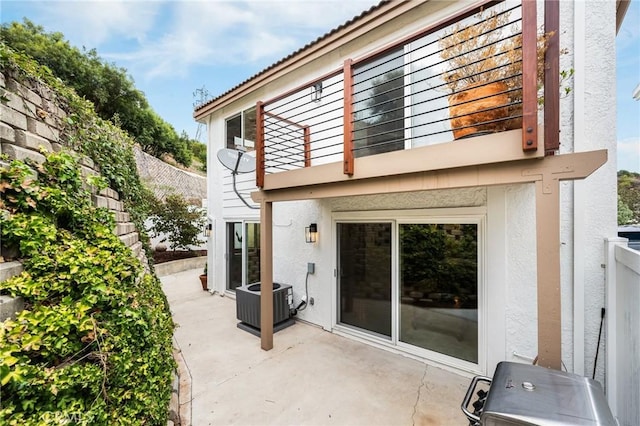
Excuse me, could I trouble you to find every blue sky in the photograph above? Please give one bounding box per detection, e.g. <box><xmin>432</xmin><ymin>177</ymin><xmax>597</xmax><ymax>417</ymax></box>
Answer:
<box><xmin>617</xmin><ymin>0</ymin><xmax>640</xmax><ymax>173</ymax></box>
<box><xmin>2</xmin><ymin>0</ymin><xmax>639</xmax><ymax>172</ymax></box>
<box><xmin>1</xmin><ymin>0</ymin><xmax>376</xmax><ymax>141</ymax></box>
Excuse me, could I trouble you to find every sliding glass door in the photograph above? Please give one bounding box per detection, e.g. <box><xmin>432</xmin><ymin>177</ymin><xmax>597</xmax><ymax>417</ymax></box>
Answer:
<box><xmin>337</xmin><ymin>218</ymin><xmax>480</xmax><ymax>365</ymax></box>
<box><xmin>245</xmin><ymin>222</ymin><xmax>260</xmax><ymax>284</ymax></box>
<box><xmin>226</xmin><ymin>221</ymin><xmax>260</xmax><ymax>291</ymax></box>
<box><xmin>337</xmin><ymin>223</ymin><xmax>392</xmax><ymax>338</ymax></box>
<box><xmin>398</xmin><ymin>224</ymin><xmax>478</xmax><ymax>363</ymax></box>
<box><xmin>227</xmin><ymin>222</ymin><xmax>243</xmax><ymax>290</ymax></box>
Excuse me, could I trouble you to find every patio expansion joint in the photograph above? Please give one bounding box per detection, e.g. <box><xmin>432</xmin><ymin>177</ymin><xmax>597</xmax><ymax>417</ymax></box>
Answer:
<box><xmin>411</xmin><ymin>363</ymin><xmax>428</xmax><ymax>426</ymax></box>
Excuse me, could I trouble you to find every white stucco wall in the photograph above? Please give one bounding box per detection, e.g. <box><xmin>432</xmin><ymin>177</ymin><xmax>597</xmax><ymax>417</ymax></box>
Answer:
<box><xmin>503</xmin><ymin>184</ymin><xmax>538</xmax><ymax>362</ymax></box>
<box><xmin>559</xmin><ymin>0</ymin><xmax>617</xmax><ymax>383</ymax></box>
<box><xmin>578</xmin><ymin>1</ymin><xmax>617</xmax><ymax>385</ymax></box>
<box><xmin>202</xmin><ymin>0</ymin><xmax>618</xmax><ymax>378</ymax></box>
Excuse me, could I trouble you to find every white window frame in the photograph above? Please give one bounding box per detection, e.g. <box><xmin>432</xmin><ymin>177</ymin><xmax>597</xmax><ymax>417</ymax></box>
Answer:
<box><xmin>225</xmin><ymin>108</ymin><xmax>255</xmax><ymax>151</ymax></box>
<box><xmin>225</xmin><ymin>218</ymin><xmax>260</xmax><ymax>294</ymax></box>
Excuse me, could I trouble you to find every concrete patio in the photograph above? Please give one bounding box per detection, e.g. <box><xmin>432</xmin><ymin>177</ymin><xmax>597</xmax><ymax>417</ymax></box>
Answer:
<box><xmin>161</xmin><ymin>268</ymin><xmax>471</xmax><ymax>426</ymax></box>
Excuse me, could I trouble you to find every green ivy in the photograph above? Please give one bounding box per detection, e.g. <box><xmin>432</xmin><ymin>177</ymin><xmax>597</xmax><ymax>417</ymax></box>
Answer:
<box><xmin>0</xmin><ymin>43</ymin><xmax>155</xmax><ymax>264</ymax></box>
<box><xmin>0</xmin><ymin>152</ymin><xmax>175</xmax><ymax>424</ymax></box>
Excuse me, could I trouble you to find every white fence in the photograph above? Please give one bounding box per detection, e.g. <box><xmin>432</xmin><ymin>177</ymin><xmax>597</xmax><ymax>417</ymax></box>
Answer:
<box><xmin>605</xmin><ymin>238</ymin><xmax>640</xmax><ymax>426</ymax></box>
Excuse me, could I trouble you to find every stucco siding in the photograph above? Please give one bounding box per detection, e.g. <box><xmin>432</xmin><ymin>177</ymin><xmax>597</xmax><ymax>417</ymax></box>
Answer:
<box><xmin>504</xmin><ymin>184</ymin><xmax>538</xmax><ymax>364</ymax></box>
<box><xmin>580</xmin><ymin>0</ymin><xmax>618</xmax><ymax>385</ymax></box>
<box><xmin>202</xmin><ymin>0</ymin><xmax>619</xmax><ymax>378</ymax></box>
<box><xmin>559</xmin><ymin>0</ymin><xmax>618</xmax><ymax>382</ymax></box>
<box><xmin>272</xmin><ymin>200</ymin><xmax>329</xmax><ymax>329</ymax></box>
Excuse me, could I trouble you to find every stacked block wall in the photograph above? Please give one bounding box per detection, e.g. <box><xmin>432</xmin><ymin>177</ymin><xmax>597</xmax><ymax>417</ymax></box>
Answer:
<box><xmin>0</xmin><ymin>70</ymin><xmax>149</xmax><ymax>318</ymax></box>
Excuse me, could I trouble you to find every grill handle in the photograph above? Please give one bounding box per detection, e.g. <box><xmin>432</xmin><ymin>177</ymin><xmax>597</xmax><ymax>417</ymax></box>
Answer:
<box><xmin>461</xmin><ymin>375</ymin><xmax>492</xmax><ymax>424</ymax></box>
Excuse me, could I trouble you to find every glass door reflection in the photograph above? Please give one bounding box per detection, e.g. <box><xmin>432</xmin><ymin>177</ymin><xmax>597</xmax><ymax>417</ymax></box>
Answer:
<box><xmin>245</xmin><ymin>222</ymin><xmax>260</xmax><ymax>284</ymax></box>
<box><xmin>226</xmin><ymin>222</ymin><xmax>243</xmax><ymax>291</ymax></box>
<box><xmin>399</xmin><ymin>224</ymin><xmax>478</xmax><ymax>363</ymax></box>
<box><xmin>338</xmin><ymin>223</ymin><xmax>392</xmax><ymax>338</ymax></box>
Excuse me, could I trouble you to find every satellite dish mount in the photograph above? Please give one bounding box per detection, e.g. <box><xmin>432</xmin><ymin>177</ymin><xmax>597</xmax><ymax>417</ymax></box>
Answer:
<box><xmin>217</xmin><ymin>148</ymin><xmax>258</xmax><ymax>210</ymax></box>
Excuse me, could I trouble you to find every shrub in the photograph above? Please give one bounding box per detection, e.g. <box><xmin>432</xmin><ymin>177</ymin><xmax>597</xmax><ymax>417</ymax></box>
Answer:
<box><xmin>148</xmin><ymin>193</ymin><xmax>206</xmax><ymax>251</ymax></box>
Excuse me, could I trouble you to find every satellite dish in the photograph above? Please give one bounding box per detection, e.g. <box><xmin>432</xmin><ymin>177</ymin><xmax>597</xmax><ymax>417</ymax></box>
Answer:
<box><xmin>216</xmin><ymin>148</ymin><xmax>259</xmax><ymax>210</ymax></box>
<box><xmin>217</xmin><ymin>148</ymin><xmax>256</xmax><ymax>174</ymax></box>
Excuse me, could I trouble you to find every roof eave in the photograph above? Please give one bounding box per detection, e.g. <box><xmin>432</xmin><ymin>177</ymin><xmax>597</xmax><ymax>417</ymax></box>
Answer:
<box><xmin>616</xmin><ymin>0</ymin><xmax>630</xmax><ymax>34</ymax></box>
<box><xmin>193</xmin><ymin>0</ymin><xmax>425</xmax><ymax>121</ymax></box>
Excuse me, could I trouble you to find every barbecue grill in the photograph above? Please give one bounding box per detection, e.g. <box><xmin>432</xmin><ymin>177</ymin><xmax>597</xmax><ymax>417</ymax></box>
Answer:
<box><xmin>461</xmin><ymin>361</ymin><xmax>616</xmax><ymax>425</ymax></box>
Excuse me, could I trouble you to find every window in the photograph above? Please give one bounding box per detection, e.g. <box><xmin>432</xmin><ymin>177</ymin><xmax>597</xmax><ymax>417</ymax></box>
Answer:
<box><xmin>243</xmin><ymin>107</ymin><xmax>256</xmax><ymax>149</ymax></box>
<box><xmin>226</xmin><ymin>107</ymin><xmax>256</xmax><ymax>151</ymax></box>
<box><xmin>352</xmin><ymin>48</ymin><xmax>405</xmax><ymax>158</ymax></box>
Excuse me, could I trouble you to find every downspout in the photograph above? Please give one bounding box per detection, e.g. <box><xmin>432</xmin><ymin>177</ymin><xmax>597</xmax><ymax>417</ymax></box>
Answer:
<box><xmin>573</xmin><ymin>0</ymin><xmax>586</xmax><ymax>376</ymax></box>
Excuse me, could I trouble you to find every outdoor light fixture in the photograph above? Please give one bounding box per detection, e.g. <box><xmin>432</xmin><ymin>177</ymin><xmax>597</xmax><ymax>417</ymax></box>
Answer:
<box><xmin>311</xmin><ymin>82</ymin><xmax>323</xmax><ymax>103</ymax></box>
<box><xmin>305</xmin><ymin>223</ymin><xmax>318</xmax><ymax>243</ymax></box>
<box><xmin>204</xmin><ymin>223</ymin><xmax>212</xmax><ymax>238</ymax></box>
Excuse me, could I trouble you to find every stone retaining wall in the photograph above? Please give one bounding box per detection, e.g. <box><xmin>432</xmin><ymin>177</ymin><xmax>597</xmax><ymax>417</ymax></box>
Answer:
<box><xmin>0</xmin><ymin>71</ymin><xmax>148</xmax><ymax>310</ymax></box>
<box><xmin>1</xmin><ymin>62</ymin><xmax>180</xmax><ymax>426</ymax></box>
<box><xmin>154</xmin><ymin>256</ymin><xmax>207</xmax><ymax>278</ymax></box>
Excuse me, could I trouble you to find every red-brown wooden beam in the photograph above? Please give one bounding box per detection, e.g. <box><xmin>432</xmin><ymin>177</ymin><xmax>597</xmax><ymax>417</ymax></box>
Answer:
<box><xmin>256</xmin><ymin>101</ymin><xmax>265</xmax><ymax>188</ymax></box>
<box><xmin>303</xmin><ymin>126</ymin><xmax>311</xmax><ymax>168</ymax></box>
<box><xmin>544</xmin><ymin>0</ymin><xmax>560</xmax><ymax>155</ymax></box>
<box><xmin>343</xmin><ymin>59</ymin><xmax>354</xmax><ymax>175</ymax></box>
<box><xmin>522</xmin><ymin>0</ymin><xmax>538</xmax><ymax>152</ymax></box>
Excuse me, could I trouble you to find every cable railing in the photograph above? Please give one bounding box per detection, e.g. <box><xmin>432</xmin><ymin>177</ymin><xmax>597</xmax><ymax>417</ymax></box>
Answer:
<box><xmin>256</xmin><ymin>0</ymin><xmax>557</xmax><ymax>188</ymax></box>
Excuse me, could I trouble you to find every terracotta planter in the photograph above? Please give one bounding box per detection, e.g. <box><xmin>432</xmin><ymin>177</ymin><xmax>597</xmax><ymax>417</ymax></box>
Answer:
<box><xmin>199</xmin><ymin>274</ymin><xmax>208</xmax><ymax>291</ymax></box>
<box><xmin>448</xmin><ymin>81</ymin><xmax>516</xmax><ymax>139</ymax></box>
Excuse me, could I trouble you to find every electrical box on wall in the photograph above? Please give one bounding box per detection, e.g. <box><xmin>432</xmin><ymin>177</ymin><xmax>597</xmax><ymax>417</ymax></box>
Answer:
<box><xmin>307</xmin><ymin>262</ymin><xmax>315</xmax><ymax>274</ymax></box>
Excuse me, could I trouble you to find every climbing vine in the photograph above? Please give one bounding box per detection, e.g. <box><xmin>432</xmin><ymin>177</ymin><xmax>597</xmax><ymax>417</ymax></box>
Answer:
<box><xmin>0</xmin><ymin>132</ymin><xmax>175</xmax><ymax>424</ymax></box>
<box><xmin>0</xmin><ymin>44</ymin><xmax>155</xmax><ymax>261</ymax></box>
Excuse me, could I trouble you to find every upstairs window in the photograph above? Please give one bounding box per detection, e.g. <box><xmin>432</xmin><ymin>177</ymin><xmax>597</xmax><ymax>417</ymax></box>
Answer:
<box><xmin>352</xmin><ymin>48</ymin><xmax>405</xmax><ymax>158</ymax></box>
<box><xmin>226</xmin><ymin>107</ymin><xmax>256</xmax><ymax>151</ymax></box>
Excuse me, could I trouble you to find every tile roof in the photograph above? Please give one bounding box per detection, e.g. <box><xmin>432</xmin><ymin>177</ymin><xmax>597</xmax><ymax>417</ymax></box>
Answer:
<box><xmin>193</xmin><ymin>0</ymin><xmax>388</xmax><ymax>113</ymax></box>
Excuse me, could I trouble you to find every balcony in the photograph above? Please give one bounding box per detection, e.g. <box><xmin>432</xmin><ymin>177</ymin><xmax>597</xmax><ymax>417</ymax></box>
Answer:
<box><xmin>255</xmin><ymin>0</ymin><xmax>560</xmax><ymax>192</ymax></box>
<box><xmin>248</xmin><ymin>0</ymin><xmax>609</xmax><ymax>370</ymax></box>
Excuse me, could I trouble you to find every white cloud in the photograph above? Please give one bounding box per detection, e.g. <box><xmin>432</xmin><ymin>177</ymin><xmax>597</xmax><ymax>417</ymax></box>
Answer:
<box><xmin>104</xmin><ymin>0</ymin><xmax>377</xmax><ymax>79</ymax></box>
<box><xmin>618</xmin><ymin>137</ymin><xmax>640</xmax><ymax>173</ymax></box>
<box><xmin>9</xmin><ymin>0</ymin><xmax>377</xmax><ymax>80</ymax></box>
<box><xmin>30</xmin><ymin>1</ymin><xmax>161</xmax><ymax>48</ymax></box>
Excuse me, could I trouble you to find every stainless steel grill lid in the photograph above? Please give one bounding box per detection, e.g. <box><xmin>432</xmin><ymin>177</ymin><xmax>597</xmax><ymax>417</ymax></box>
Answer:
<box><xmin>481</xmin><ymin>362</ymin><xmax>616</xmax><ymax>425</ymax></box>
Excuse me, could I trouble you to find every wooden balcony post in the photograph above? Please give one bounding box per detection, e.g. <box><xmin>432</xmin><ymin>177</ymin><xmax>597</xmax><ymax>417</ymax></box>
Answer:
<box><xmin>522</xmin><ymin>0</ymin><xmax>538</xmax><ymax>152</ymax></box>
<box><xmin>256</xmin><ymin>101</ymin><xmax>265</xmax><ymax>188</ymax></box>
<box><xmin>544</xmin><ymin>0</ymin><xmax>560</xmax><ymax>155</ymax></box>
<box><xmin>260</xmin><ymin>200</ymin><xmax>273</xmax><ymax>350</ymax></box>
<box><xmin>343</xmin><ymin>59</ymin><xmax>354</xmax><ymax>175</ymax></box>
<box><xmin>303</xmin><ymin>126</ymin><xmax>311</xmax><ymax>167</ymax></box>
<box><xmin>536</xmin><ymin>178</ymin><xmax>562</xmax><ymax>369</ymax></box>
